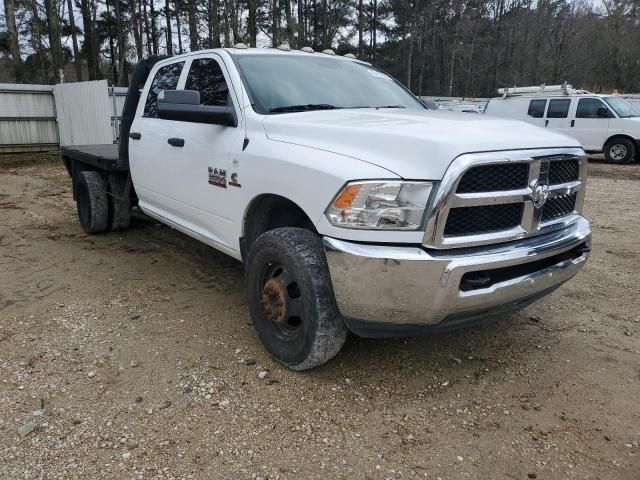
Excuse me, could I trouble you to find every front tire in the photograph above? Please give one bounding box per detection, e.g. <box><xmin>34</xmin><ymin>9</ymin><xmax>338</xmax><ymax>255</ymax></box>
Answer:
<box><xmin>604</xmin><ymin>138</ymin><xmax>636</xmax><ymax>164</ymax></box>
<box><xmin>245</xmin><ymin>228</ymin><xmax>348</xmax><ymax>370</ymax></box>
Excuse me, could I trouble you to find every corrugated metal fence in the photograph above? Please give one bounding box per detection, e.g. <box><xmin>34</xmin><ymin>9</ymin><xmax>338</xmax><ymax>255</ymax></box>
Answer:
<box><xmin>0</xmin><ymin>84</ymin><xmax>58</xmax><ymax>152</ymax></box>
<box><xmin>0</xmin><ymin>81</ymin><xmax>125</xmax><ymax>154</ymax></box>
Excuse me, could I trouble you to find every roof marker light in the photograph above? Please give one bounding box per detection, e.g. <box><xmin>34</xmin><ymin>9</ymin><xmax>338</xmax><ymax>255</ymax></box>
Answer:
<box><xmin>344</xmin><ymin>53</ymin><xmax>356</xmax><ymax>59</ymax></box>
<box><xmin>321</xmin><ymin>49</ymin><xmax>336</xmax><ymax>55</ymax></box>
<box><xmin>233</xmin><ymin>43</ymin><xmax>248</xmax><ymax>49</ymax></box>
<box><xmin>277</xmin><ymin>44</ymin><xmax>291</xmax><ymax>51</ymax></box>
<box><xmin>300</xmin><ymin>46</ymin><xmax>314</xmax><ymax>53</ymax></box>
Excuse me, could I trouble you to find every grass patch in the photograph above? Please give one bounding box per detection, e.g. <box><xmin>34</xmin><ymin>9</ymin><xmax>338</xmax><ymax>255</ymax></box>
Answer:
<box><xmin>0</xmin><ymin>152</ymin><xmax>63</xmax><ymax>169</ymax></box>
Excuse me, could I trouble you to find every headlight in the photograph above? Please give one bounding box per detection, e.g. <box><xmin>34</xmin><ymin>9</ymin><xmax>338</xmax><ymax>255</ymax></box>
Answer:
<box><xmin>325</xmin><ymin>181</ymin><xmax>434</xmax><ymax>230</ymax></box>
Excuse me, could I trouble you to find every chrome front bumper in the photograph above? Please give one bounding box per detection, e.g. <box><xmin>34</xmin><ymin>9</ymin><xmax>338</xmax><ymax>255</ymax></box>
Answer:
<box><xmin>323</xmin><ymin>217</ymin><xmax>591</xmax><ymax>336</ymax></box>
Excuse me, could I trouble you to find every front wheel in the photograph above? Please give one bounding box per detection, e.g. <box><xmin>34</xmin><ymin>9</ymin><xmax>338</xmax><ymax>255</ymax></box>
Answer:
<box><xmin>604</xmin><ymin>138</ymin><xmax>636</xmax><ymax>164</ymax></box>
<box><xmin>245</xmin><ymin>228</ymin><xmax>348</xmax><ymax>370</ymax></box>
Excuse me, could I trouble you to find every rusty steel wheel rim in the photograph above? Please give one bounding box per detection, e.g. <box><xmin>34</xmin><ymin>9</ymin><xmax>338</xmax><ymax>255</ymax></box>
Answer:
<box><xmin>259</xmin><ymin>264</ymin><xmax>304</xmax><ymax>336</ymax></box>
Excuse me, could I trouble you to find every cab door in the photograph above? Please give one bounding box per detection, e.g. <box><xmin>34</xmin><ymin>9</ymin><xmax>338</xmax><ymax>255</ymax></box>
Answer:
<box><xmin>165</xmin><ymin>53</ymin><xmax>245</xmax><ymax>251</ymax></box>
<box><xmin>129</xmin><ymin>60</ymin><xmax>190</xmax><ymax>218</ymax></box>
<box><xmin>544</xmin><ymin>98</ymin><xmax>573</xmax><ymax>138</ymax></box>
<box><xmin>570</xmin><ymin>97</ymin><xmax>611</xmax><ymax>151</ymax></box>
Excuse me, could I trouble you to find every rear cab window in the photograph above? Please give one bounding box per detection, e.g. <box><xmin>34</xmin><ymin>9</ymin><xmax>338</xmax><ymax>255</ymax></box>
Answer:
<box><xmin>546</xmin><ymin>99</ymin><xmax>571</xmax><ymax>118</ymax></box>
<box><xmin>143</xmin><ymin>62</ymin><xmax>185</xmax><ymax>117</ymax></box>
<box><xmin>527</xmin><ymin>99</ymin><xmax>547</xmax><ymax>118</ymax></box>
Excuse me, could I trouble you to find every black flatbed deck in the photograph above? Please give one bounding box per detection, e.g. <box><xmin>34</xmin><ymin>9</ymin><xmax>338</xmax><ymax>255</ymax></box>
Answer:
<box><xmin>61</xmin><ymin>144</ymin><xmax>128</xmax><ymax>171</ymax></box>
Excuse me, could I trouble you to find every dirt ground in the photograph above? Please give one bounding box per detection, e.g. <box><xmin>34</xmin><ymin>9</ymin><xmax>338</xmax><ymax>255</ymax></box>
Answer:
<box><xmin>0</xmin><ymin>158</ymin><xmax>639</xmax><ymax>480</ymax></box>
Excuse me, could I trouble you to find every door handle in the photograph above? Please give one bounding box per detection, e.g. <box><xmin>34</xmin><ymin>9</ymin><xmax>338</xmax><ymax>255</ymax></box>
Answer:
<box><xmin>545</xmin><ymin>120</ymin><xmax>549</xmax><ymax>127</ymax></box>
<box><xmin>168</xmin><ymin>137</ymin><xmax>185</xmax><ymax>147</ymax></box>
<box><xmin>129</xmin><ymin>132</ymin><xmax>141</xmax><ymax>140</ymax></box>
<box><xmin>570</xmin><ymin>120</ymin><xmax>575</xmax><ymax>127</ymax></box>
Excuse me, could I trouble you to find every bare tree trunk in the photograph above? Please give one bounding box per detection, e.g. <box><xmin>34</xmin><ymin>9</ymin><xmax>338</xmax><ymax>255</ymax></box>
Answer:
<box><xmin>407</xmin><ymin>27</ymin><xmax>413</xmax><ymax>90</ymax></box>
<box><xmin>45</xmin><ymin>0</ymin><xmax>64</xmax><ymax>82</ymax></box>
<box><xmin>248</xmin><ymin>0</ymin><xmax>257</xmax><ymax>46</ymax></box>
<box><xmin>222</xmin><ymin>0</ymin><xmax>231</xmax><ymax>46</ymax></box>
<box><xmin>357</xmin><ymin>0</ymin><xmax>363</xmax><ymax>58</ymax></box>
<box><xmin>4</xmin><ymin>0</ymin><xmax>23</xmax><ymax>81</ymax></box>
<box><xmin>80</xmin><ymin>0</ymin><xmax>100</xmax><ymax>80</ymax></box>
<box><xmin>296</xmin><ymin>0</ymin><xmax>304</xmax><ymax>47</ymax></box>
<box><xmin>208</xmin><ymin>0</ymin><xmax>221</xmax><ymax>47</ymax></box>
<box><xmin>272</xmin><ymin>0</ymin><xmax>279</xmax><ymax>46</ymax></box>
<box><xmin>490</xmin><ymin>0</ymin><xmax>505</xmax><ymax>91</ymax></box>
<box><xmin>321</xmin><ymin>0</ymin><xmax>326</xmax><ymax>48</ymax></box>
<box><xmin>30</xmin><ymin>1</ymin><xmax>48</xmax><ymax>82</ymax></box>
<box><xmin>312</xmin><ymin>0</ymin><xmax>318</xmax><ymax>47</ymax></box>
<box><xmin>417</xmin><ymin>34</ymin><xmax>425</xmax><ymax>95</ymax></box>
<box><xmin>448</xmin><ymin>44</ymin><xmax>456</xmax><ymax>97</ymax></box>
<box><xmin>284</xmin><ymin>0</ymin><xmax>294</xmax><ymax>46</ymax></box>
<box><xmin>149</xmin><ymin>0</ymin><xmax>159</xmax><ymax>55</ymax></box>
<box><xmin>165</xmin><ymin>0</ymin><xmax>173</xmax><ymax>54</ymax></box>
<box><xmin>230</xmin><ymin>0</ymin><xmax>240</xmax><ymax>43</ymax></box>
<box><xmin>66</xmin><ymin>0</ymin><xmax>83</xmax><ymax>80</ymax></box>
<box><xmin>114</xmin><ymin>0</ymin><xmax>128</xmax><ymax>85</ymax></box>
<box><xmin>142</xmin><ymin>0</ymin><xmax>153</xmax><ymax>55</ymax></box>
<box><xmin>187</xmin><ymin>0</ymin><xmax>199</xmax><ymax>50</ymax></box>
<box><xmin>105</xmin><ymin>0</ymin><xmax>118</xmax><ymax>84</ymax></box>
<box><xmin>371</xmin><ymin>0</ymin><xmax>378</xmax><ymax>62</ymax></box>
<box><xmin>175</xmin><ymin>0</ymin><xmax>184</xmax><ymax>53</ymax></box>
<box><xmin>129</xmin><ymin>0</ymin><xmax>143</xmax><ymax>59</ymax></box>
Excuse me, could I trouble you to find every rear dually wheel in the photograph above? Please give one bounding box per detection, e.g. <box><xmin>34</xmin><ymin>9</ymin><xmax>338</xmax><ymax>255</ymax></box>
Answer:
<box><xmin>76</xmin><ymin>171</ymin><xmax>109</xmax><ymax>234</ymax></box>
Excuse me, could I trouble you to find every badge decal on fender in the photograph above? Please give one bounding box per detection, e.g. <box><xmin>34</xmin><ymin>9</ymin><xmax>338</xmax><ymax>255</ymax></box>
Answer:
<box><xmin>208</xmin><ymin>167</ymin><xmax>227</xmax><ymax>188</ymax></box>
<box><xmin>229</xmin><ymin>172</ymin><xmax>242</xmax><ymax>188</ymax></box>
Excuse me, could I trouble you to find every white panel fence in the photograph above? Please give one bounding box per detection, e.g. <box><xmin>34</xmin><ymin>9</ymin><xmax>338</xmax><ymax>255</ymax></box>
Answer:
<box><xmin>0</xmin><ymin>81</ymin><xmax>126</xmax><ymax>154</ymax></box>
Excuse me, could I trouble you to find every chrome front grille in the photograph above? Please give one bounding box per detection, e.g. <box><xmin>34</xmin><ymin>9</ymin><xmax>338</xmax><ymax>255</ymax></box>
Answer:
<box><xmin>541</xmin><ymin>192</ymin><xmax>577</xmax><ymax>221</ymax></box>
<box><xmin>457</xmin><ymin>163</ymin><xmax>529</xmax><ymax>193</ymax></box>
<box><xmin>423</xmin><ymin>148</ymin><xmax>587</xmax><ymax>249</ymax></box>
<box><xmin>443</xmin><ymin>203</ymin><xmax>523</xmax><ymax>236</ymax></box>
<box><xmin>548</xmin><ymin>159</ymin><xmax>579</xmax><ymax>184</ymax></box>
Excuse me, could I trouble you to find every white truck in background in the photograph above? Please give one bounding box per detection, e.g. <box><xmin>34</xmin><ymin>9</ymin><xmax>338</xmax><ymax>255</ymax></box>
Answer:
<box><xmin>485</xmin><ymin>84</ymin><xmax>640</xmax><ymax>164</ymax></box>
<box><xmin>60</xmin><ymin>48</ymin><xmax>591</xmax><ymax>370</ymax></box>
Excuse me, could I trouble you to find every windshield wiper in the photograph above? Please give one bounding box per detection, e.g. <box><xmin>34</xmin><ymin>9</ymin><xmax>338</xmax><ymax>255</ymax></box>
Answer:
<box><xmin>269</xmin><ymin>104</ymin><xmax>341</xmax><ymax>113</ymax></box>
<box><xmin>375</xmin><ymin>105</ymin><xmax>407</xmax><ymax>109</ymax></box>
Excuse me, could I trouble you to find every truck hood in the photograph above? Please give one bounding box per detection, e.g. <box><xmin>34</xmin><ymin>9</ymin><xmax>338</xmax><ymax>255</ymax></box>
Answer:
<box><xmin>262</xmin><ymin>109</ymin><xmax>581</xmax><ymax>179</ymax></box>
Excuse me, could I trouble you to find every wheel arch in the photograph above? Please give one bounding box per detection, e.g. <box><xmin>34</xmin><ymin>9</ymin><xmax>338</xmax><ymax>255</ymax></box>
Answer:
<box><xmin>240</xmin><ymin>194</ymin><xmax>317</xmax><ymax>261</ymax></box>
<box><xmin>603</xmin><ymin>133</ymin><xmax>637</xmax><ymax>150</ymax></box>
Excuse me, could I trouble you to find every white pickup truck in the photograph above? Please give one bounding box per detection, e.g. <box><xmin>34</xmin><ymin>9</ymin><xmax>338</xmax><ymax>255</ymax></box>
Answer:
<box><xmin>61</xmin><ymin>47</ymin><xmax>592</xmax><ymax>370</ymax></box>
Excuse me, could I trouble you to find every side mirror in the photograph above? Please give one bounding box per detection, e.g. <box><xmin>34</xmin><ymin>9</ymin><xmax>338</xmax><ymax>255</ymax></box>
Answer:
<box><xmin>420</xmin><ymin>98</ymin><xmax>439</xmax><ymax>110</ymax></box>
<box><xmin>596</xmin><ymin>106</ymin><xmax>611</xmax><ymax>118</ymax></box>
<box><xmin>157</xmin><ymin>89</ymin><xmax>237</xmax><ymax>127</ymax></box>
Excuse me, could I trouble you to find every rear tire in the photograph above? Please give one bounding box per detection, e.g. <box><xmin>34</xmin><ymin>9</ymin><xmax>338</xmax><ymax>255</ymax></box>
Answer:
<box><xmin>76</xmin><ymin>171</ymin><xmax>109</xmax><ymax>234</ymax></box>
<box><xmin>604</xmin><ymin>138</ymin><xmax>636</xmax><ymax>164</ymax></box>
<box><xmin>107</xmin><ymin>172</ymin><xmax>131</xmax><ymax>231</ymax></box>
<box><xmin>245</xmin><ymin>228</ymin><xmax>348</xmax><ymax>370</ymax></box>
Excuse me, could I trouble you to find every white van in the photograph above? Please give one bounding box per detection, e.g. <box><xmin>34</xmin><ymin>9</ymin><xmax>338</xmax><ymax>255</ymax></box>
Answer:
<box><xmin>485</xmin><ymin>85</ymin><xmax>640</xmax><ymax>164</ymax></box>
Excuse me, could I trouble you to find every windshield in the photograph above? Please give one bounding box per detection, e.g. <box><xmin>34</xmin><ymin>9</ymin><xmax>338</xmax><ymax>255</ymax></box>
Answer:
<box><xmin>234</xmin><ymin>54</ymin><xmax>425</xmax><ymax>114</ymax></box>
<box><xmin>604</xmin><ymin>96</ymin><xmax>640</xmax><ymax>118</ymax></box>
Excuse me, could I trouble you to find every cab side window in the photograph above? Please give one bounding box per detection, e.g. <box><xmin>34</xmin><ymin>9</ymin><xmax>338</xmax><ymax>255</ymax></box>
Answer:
<box><xmin>185</xmin><ymin>58</ymin><xmax>230</xmax><ymax>106</ymax></box>
<box><xmin>546</xmin><ymin>99</ymin><xmax>571</xmax><ymax>118</ymax></box>
<box><xmin>576</xmin><ymin>98</ymin><xmax>609</xmax><ymax>119</ymax></box>
<box><xmin>143</xmin><ymin>62</ymin><xmax>185</xmax><ymax>118</ymax></box>
<box><xmin>527</xmin><ymin>99</ymin><xmax>547</xmax><ymax>118</ymax></box>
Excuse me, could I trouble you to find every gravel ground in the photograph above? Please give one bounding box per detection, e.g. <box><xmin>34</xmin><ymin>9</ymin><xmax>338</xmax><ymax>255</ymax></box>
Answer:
<box><xmin>0</xmin><ymin>158</ymin><xmax>639</xmax><ymax>480</ymax></box>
